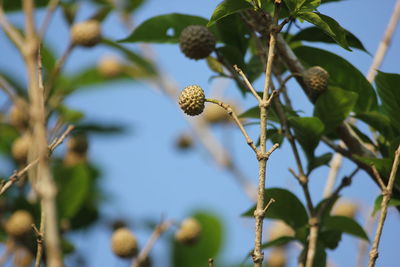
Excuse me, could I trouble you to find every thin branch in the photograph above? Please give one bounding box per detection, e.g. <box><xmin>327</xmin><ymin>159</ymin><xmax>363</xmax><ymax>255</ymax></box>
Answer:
<box><xmin>38</xmin><ymin>0</ymin><xmax>60</xmax><ymax>39</ymax></box>
<box><xmin>371</xmin><ymin>165</ymin><xmax>387</xmax><ymax>191</ymax></box>
<box><xmin>32</xmin><ymin>223</ymin><xmax>44</xmax><ymax>267</ymax></box>
<box><xmin>0</xmin><ymin>125</ymin><xmax>74</xmax><ymax>195</ymax></box>
<box><xmin>132</xmin><ymin>220</ymin><xmax>173</xmax><ymax>267</ymax></box>
<box><xmin>206</xmin><ymin>98</ymin><xmax>258</xmax><ymax>155</ymax></box>
<box><xmin>0</xmin><ymin>4</ymin><xmax>25</xmax><ymax>51</ymax></box>
<box><xmin>367</xmin><ymin>0</ymin><xmax>400</xmax><ymax>82</ymax></box>
<box><xmin>253</xmin><ymin>2</ymin><xmax>282</xmax><ymax>266</ymax></box>
<box><xmin>368</xmin><ymin>145</ymin><xmax>400</xmax><ymax>267</ymax></box>
<box><xmin>233</xmin><ymin>64</ymin><xmax>262</xmax><ymax>103</ymax></box>
<box><xmin>323</xmin><ymin>142</ymin><xmax>346</xmax><ymax>198</ymax></box>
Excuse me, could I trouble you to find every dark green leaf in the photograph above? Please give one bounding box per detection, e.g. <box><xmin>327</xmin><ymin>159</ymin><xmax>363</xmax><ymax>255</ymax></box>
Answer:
<box><xmin>319</xmin><ymin>229</ymin><xmax>342</xmax><ymax>249</ymax></box>
<box><xmin>298</xmin><ymin>12</ymin><xmax>350</xmax><ymax>50</ymax></box>
<box><xmin>300</xmin><ymin>243</ymin><xmax>326</xmax><ymax>267</ymax></box>
<box><xmin>242</xmin><ymin>188</ymin><xmax>308</xmax><ymax>229</ymax></box>
<box><xmin>172</xmin><ymin>211</ymin><xmax>223</xmax><ymax>267</ymax></box>
<box><xmin>3</xmin><ymin>0</ymin><xmax>49</xmax><ymax>12</ymax></box>
<box><xmin>214</xmin><ymin>13</ymin><xmax>250</xmax><ymax>55</ymax></box>
<box><xmin>262</xmin><ymin>236</ymin><xmax>296</xmax><ymax>249</ymax></box>
<box><xmin>294</xmin><ymin>46</ymin><xmax>377</xmax><ymax>113</ymax></box>
<box><xmin>246</xmin><ymin>55</ymin><xmax>264</xmax><ymax>82</ymax></box>
<box><xmin>0</xmin><ymin>124</ymin><xmax>19</xmax><ymax>155</ymax></box>
<box><xmin>239</xmin><ymin>106</ymin><xmax>280</xmax><ymax>123</ymax></box>
<box><xmin>354</xmin><ymin>156</ymin><xmax>392</xmax><ymax>182</ymax></box>
<box><xmin>324</xmin><ymin>216</ymin><xmax>369</xmax><ymax>241</ymax></box>
<box><xmin>123</xmin><ymin>0</ymin><xmax>146</xmax><ymax>12</ymax></box>
<box><xmin>307</xmin><ymin>152</ymin><xmax>332</xmax><ymax>173</ymax></box>
<box><xmin>291</xmin><ymin>26</ymin><xmax>369</xmax><ymax>53</ymax></box>
<box><xmin>315</xmin><ymin>195</ymin><xmax>339</xmax><ymax>223</ymax></box>
<box><xmin>284</xmin><ymin>0</ymin><xmax>321</xmax><ymax>13</ymax></box>
<box><xmin>207</xmin><ymin>0</ymin><xmax>252</xmax><ymax>26</ymax></box>
<box><xmin>267</xmin><ymin>128</ymin><xmax>285</xmax><ymax>147</ymax></box>
<box><xmin>120</xmin><ymin>13</ymin><xmax>208</xmax><ymax>43</ymax></box>
<box><xmin>314</xmin><ymin>87</ymin><xmax>358</xmax><ymax>133</ymax></box>
<box><xmin>75</xmin><ymin>123</ymin><xmax>126</xmax><ymax>135</ymax></box>
<box><xmin>57</xmin><ymin>164</ymin><xmax>91</xmax><ymax>219</ymax></box>
<box><xmin>41</xmin><ymin>44</ymin><xmax>57</xmax><ymax>74</ymax></box>
<box><xmin>57</xmin><ymin>105</ymin><xmax>84</xmax><ymax>123</ymax></box>
<box><xmin>288</xmin><ymin>116</ymin><xmax>324</xmax><ymax>158</ymax></box>
<box><xmin>375</xmin><ymin>71</ymin><xmax>400</xmax><ymax>132</ymax></box>
<box><xmin>372</xmin><ymin>195</ymin><xmax>400</xmax><ymax>216</ymax></box>
<box><xmin>355</xmin><ymin>111</ymin><xmax>395</xmax><ymax>140</ymax></box>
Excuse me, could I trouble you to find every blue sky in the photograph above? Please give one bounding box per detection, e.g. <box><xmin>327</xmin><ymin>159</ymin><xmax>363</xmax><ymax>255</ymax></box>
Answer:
<box><xmin>1</xmin><ymin>0</ymin><xmax>400</xmax><ymax>266</ymax></box>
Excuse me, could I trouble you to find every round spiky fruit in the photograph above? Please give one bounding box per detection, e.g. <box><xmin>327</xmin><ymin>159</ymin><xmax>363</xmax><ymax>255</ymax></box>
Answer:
<box><xmin>97</xmin><ymin>56</ymin><xmax>122</xmax><ymax>78</ymax></box>
<box><xmin>179</xmin><ymin>85</ymin><xmax>205</xmax><ymax>116</ymax></box>
<box><xmin>71</xmin><ymin>20</ymin><xmax>101</xmax><ymax>47</ymax></box>
<box><xmin>303</xmin><ymin>66</ymin><xmax>329</xmax><ymax>101</ymax></box>
<box><xmin>175</xmin><ymin>217</ymin><xmax>201</xmax><ymax>245</ymax></box>
<box><xmin>111</xmin><ymin>228</ymin><xmax>138</xmax><ymax>258</ymax></box>
<box><xmin>179</xmin><ymin>25</ymin><xmax>216</xmax><ymax>60</ymax></box>
<box><xmin>11</xmin><ymin>134</ymin><xmax>31</xmax><ymax>164</ymax></box>
<box><xmin>266</xmin><ymin>248</ymin><xmax>286</xmax><ymax>267</ymax></box>
<box><xmin>5</xmin><ymin>210</ymin><xmax>34</xmax><ymax>237</ymax></box>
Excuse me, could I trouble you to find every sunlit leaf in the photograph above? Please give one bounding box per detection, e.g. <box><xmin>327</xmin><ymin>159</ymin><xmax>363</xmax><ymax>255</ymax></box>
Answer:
<box><xmin>324</xmin><ymin>216</ymin><xmax>369</xmax><ymax>241</ymax></box>
<box><xmin>208</xmin><ymin>0</ymin><xmax>252</xmax><ymax>26</ymax></box>
<box><xmin>372</xmin><ymin>195</ymin><xmax>400</xmax><ymax>216</ymax></box>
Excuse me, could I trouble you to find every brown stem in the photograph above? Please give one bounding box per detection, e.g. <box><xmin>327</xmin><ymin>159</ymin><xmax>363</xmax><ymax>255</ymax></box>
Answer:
<box><xmin>366</xmin><ymin>0</ymin><xmax>400</xmax><ymax>82</ymax></box>
<box><xmin>253</xmin><ymin>2</ymin><xmax>282</xmax><ymax>266</ymax></box>
<box><xmin>206</xmin><ymin>98</ymin><xmax>258</xmax><ymax>155</ymax></box>
<box><xmin>368</xmin><ymin>145</ymin><xmax>400</xmax><ymax>267</ymax></box>
<box><xmin>131</xmin><ymin>220</ymin><xmax>173</xmax><ymax>267</ymax></box>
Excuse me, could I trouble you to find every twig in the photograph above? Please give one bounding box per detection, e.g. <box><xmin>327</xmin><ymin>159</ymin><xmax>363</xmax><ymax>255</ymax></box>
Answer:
<box><xmin>252</xmin><ymin>2</ymin><xmax>283</xmax><ymax>266</ymax></box>
<box><xmin>32</xmin><ymin>223</ymin><xmax>44</xmax><ymax>267</ymax></box>
<box><xmin>38</xmin><ymin>0</ymin><xmax>60</xmax><ymax>39</ymax></box>
<box><xmin>366</xmin><ymin>0</ymin><xmax>400</xmax><ymax>82</ymax></box>
<box><xmin>132</xmin><ymin>220</ymin><xmax>173</xmax><ymax>267</ymax></box>
<box><xmin>205</xmin><ymin>98</ymin><xmax>258</xmax><ymax>155</ymax></box>
<box><xmin>233</xmin><ymin>65</ymin><xmax>262</xmax><ymax>103</ymax></box>
<box><xmin>323</xmin><ymin>142</ymin><xmax>346</xmax><ymax>198</ymax></box>
<box><xmin>0</xmin><ymin>4</ymin><xmax>25</xmax><ymax>51</ymax></box>
<box><xmin>368</xmin><ymin>145</ymin><xmax>400</xmax><ymax>267</ymax></box>
<box><xmin>0</xmin><ymin>76</ymin><xmax>19</xmax><ymax>105</ymax></box>
<box><xmin>371</xmin><ymin>165</ymin><xmax>386</xmax><ymax>191</ymax></box>
<box><xmin>46</xmin><ymin>43</ymin><xmax>74</xmax><ymax>97</ymax></box>
<box><xmin>356</xmin><ymin>212</ymin><xmax>377</xmax><ymax>267</ymax></box>
<box><xmin>0</xmin><ymin>125</ymin><xmax>74</xmax><ymax>196</ymax></box>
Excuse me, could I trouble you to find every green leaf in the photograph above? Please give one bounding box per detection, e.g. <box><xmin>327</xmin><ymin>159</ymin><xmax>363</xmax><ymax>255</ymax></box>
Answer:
<box><xmin>3</xmin><ymin>0</ymin><xmax>49</xmax><ymax>12</ymax></box>
<box><xmin>57</xmin><ymin>105</ymin><xmax>84</xmax><ymax>123</ymax></box>
<box><xmin>172</xmin><ymin>211</ymin><xmax>224</xmax><ymax>267</ymax></box>
<box><xmin>214</xmin><ymin>13</ymin><xmax>250</xmax><ymax>55</ymax></box>
<box><xmin>208</xmin><ymin>0</ymin><xmax>252</xmax><ymax>26</ymax></box>
<box><xmin>120</xmin><ymin>13</ymin><xmax>208</xmax><ymax>43</ymax></box>
<box><xmin>239</xmin><ymin>106</ymin><xmax>279</xmax><ymax>123</ymax></box>
<box><xmin>372</xmin><ymin>195</ymin><xmax>400</xmax><ymax>216</ymax></box>
<box><xmin>319</xmin><ymin>229</ymin><xmax>342</xmax><ymax>249</ymax></box>
<box><xmin>298</xmin><ymin>12</ymin><xmax>350</xmax><ymax>50</ymax></box>
<box><xmin>242</xmin><ymin>188</ymin><xmax>309</xmax><ymax>229</ymax></box>
<box><xmin>307</xmin><ymin>152</ymin><xmax>332</xmax><ymax>173</ymax></box>
<box><xmin>75</xmin><ymin>123</ymin><xmax>126</xmax><ymax>135</ymax></box>
<box><xmin>267</xmin><ymin>128</ymin><xmax>285</xmax><ymax>147</ymax></box>
<box><xmin>375</xmin><ymin>71</ymin><xmax>400</xmax><ymax>132</ymax></box>
<box><xmin>57</xmin><ymin>164</ymin><xmax>91</xmax><ymax>219</ymax></box>
<box><xmin>0</xmin><ymin>124</ymin><xmax>19</xmax><ymax>155</ymax></box>
<box><xmin>355</xmin><ymin>111</ymin><xmax>395</xmax><ymax>140</ymax></box>
<box><xmin>206</xmin><ymin>57</ymin><xmax>224</xmax><ymax>74</ymax></box>
<box><xmin>262</xmin><ymin>236</ymin><xmax>296</xmax><ymax>248</ymax></box>
<box><xmin>314</xmin><ymin>87</ymin><xmax>358</xmax><ymax>133</ymax></box>
<box><xmin>291</xmin><ymin>26</ymin><xmax>369</xmax><ymax>53</ymax></box>
<box><xmin>284</xmin><ymin>0</ymin><xmax>321</xmax><ymax>13</ymax></box>
<box><xmin>288</xmin><ymin>116</ymin><xmax>324</xmax><ymax>158</ymax></box>
<box><xmin>300</xmin><ymin>243</ymin><xmax>326</xmax><ymax>267</ymax></box>
<box><xmin>294</xmin><ymin>46</ymin><xmax>377</xmax><ymax>113</ymax></box>
<box><xmin>324</xmin><ymin>216</ymin><xmax>369</xmax><ymax>241</ymax></box>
